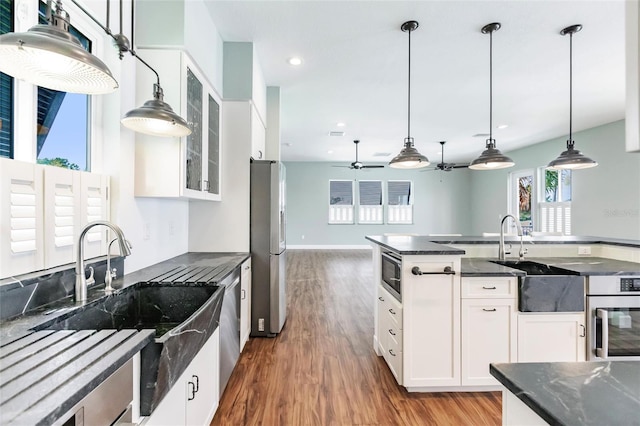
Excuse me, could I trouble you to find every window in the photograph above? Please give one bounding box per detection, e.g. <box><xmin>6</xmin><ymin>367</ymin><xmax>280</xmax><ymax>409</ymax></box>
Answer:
<box><xmin>329</xmin><ymin>180</ymin><xmax>354</xmax><ymax>224</ymax></box>
<box><xmin>35</xmin><ymin>2</ymin><xmax>91</xmax><ymax>171</ymax></box>
<box><xmin>387</xmin><ymin>180</ymin><xmax>413</xmax><ymax>224</ymax></box>
<box><xmin>0</xmin><ymin>0</ymin><xmax>13</xmax><ymax>159</ymax></box>
<box><xmin>539</xmin><ymin>169</ymin><xmax>572</xmax><ymax>235</ymax></box>
<box><xmin>358</xmin><ymin>180</ymin><xmax>383</xmax><ymax>224</ymax></box>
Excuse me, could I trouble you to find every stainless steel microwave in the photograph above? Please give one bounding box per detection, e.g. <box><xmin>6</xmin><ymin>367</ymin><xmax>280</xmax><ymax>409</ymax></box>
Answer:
<box><xmin>381</xmin><ymin>251</ymin><xmax>402</xmax><ymax>301</ymax></box>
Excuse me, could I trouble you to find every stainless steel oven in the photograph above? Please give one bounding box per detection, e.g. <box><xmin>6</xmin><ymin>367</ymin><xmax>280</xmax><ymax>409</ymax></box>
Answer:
<box><xmin>381</xmin><ymin>251</ymin><xmax>402</xmax><ymax>301</ymax></box>
<box><xmin>587</xmin><ymin>275</ymin><xmax>640</xmax><ymax>360</ymax></box>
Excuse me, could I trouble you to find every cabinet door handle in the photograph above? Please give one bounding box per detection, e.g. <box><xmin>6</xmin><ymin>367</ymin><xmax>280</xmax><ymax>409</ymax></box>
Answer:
<box><xmin>193</xmin><ymin>374</ymin><xmax>199</xmax><ymax>393</ymax></box>
<box><xmin>203</xmin><ymin>180</ymin><xmax>209</xmax><ymax>191</ymax></box>
<box><xmin>244</xmin><ymin>265</ymin><xmax>251</xmax><ymax>270</ymax></box>
<box><xmin>389</xmin><ymin>349</ymin><xmax>397</xmax><ymax>357</ymax></box>
<box><xmin>482</xmin><ymin>286</ymin><xmax>497</xmax><ymax>290</ymax></box>
<box><xmin>378</xmin><ymin>296</ymin><xmax>385</xmax><ymax>302</ymax></box>
<box><xmin>411</xmin><ymin>266</ymin><xmax>455</xmax><ymax>275</ymax></box>
<box><xmin>579</xmin><ymin>324</ymin><xmax>586</xmax><ymax>338</ymax></box>
<box><xmin>388</xmin><ymin>329</ymin><xmax>396</xmax><ymax>336</ymax></box>
<box><xmin>241</xmin><ymin>289</ymin><xmax>246</xmax><ymax>300</ymax></box>
<box><xmin>482</xmin><ymin>308</ymin><xmax>497</xmax><ymax>312</ymax></box>
<box><xmin>187</xmin><ymin>381</ymin><xmax>196</xmax><ymax>401</ymax></box>
<box><xmin>388</xmin><ymin>308</ymin><xmax>396</xmax><ymax>315</ymax></box>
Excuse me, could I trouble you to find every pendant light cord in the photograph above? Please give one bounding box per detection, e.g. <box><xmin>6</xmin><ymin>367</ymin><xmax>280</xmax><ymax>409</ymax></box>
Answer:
<box><xmin>488</xmin><ymin>28</ymin><xmax>493</xmax><ymax>146</ymax></box>
<box><xmin>568</xmin><ymin>31</ymin><xmax>573</xmax><ymax>148</ymax></box>
<box><xmin>407</xmin><ymin>26</ymin><xmax>412</xmax><ymax>144</ymax></box>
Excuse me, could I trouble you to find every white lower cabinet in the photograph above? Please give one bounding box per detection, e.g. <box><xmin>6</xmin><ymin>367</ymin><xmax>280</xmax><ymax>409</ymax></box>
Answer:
<box><xmin>461</xmin><ymin>277</ymin><xmax>517</xmax><ymax>387</ymax></box>
<box><xmin>517</xmin><ymin>313</ymin><xmax>586</xmax><ymax>362</ymax></box>
<box><xmin>461</xmin><ymin>299</ymin><xmax>517</xmax><ymax>386</ymax></box>
<box><xmin>240</xmin><ymin>258</ymin><xmax>252</xmax><ymax>352</ymax></box>
<box><xmin>145</xmin><ymin>328</ymin><xmax>220</xmax><ymax>426</ymax></box>
<box><xmin>377</xmin><ymin>284</ymin><xmax>403</xmax><ymax>383</ymax></box>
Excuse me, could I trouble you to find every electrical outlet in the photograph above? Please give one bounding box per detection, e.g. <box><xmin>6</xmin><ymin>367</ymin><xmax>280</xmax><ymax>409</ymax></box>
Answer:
<box><xmin>578</xmin><ymin>246</ymin><xmax>591</xmax><ymax>256</ymax></box>
<box><xmin>258</xmin><ymin>318</ymin><xmax>265</xmax><ymax>331</ymax></box>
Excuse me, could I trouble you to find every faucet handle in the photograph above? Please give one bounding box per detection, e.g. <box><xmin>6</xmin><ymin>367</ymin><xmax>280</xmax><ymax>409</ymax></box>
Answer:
<box><xmin>85</xmin><ymin>266</ymin><xmax>95</xmax><ymax>286</ymax></box>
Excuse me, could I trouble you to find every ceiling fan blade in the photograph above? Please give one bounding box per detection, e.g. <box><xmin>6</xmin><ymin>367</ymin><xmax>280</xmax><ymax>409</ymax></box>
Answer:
<box><xmin>451</xmin><ymin>164</ymin><xmax>470</xmax><ymax>169</ymax></box>
<box><xmin>331</xmin><ymin>165</ymin><xmax>352</xmax><ymax>168</ymax></box>
<box><xmin>362</xmin><ymin>165</ymin><xmax>385</xmax><ymax>169</ymax></box>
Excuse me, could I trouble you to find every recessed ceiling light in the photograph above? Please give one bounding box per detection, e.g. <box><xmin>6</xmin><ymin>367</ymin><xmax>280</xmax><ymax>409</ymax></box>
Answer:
<box><xmin>288</xmin><ymin>57</ymin><xmax>303</xmax><ymax>66</ymax></box>
<box><xmin>336</xmin><ymin>122</ymin><xmax>346</xmax><ymax>127</ymax></box>
<box><xmin>497</xmin><ymin>124</ymin><xmax>509</xmax><ymax>129</ymax></box>
<box><xmin>329</xmin><ymin>131</ymin><xmax>345</xmax><ymax>137</ymax></box>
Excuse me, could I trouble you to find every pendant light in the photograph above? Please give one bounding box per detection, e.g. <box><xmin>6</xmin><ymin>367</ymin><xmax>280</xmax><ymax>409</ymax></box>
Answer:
<box><xmin>389</xmin><ymin>20</ymin><xmax>430</xmax><ymax>169</ymax></box>
<box><xmin>469</xmin><ymin>23</ymin><xmax>514</xmax><ymax>171</ymax></box>
<box><xmin>547</xmin><ymin>25</ymin><xmax>597</xmax><ymax>170</ymax></box>
<box><xmin>0</xmin><ymin>0</ymin><xmax>118</xmax><ymax>95</ymax></box>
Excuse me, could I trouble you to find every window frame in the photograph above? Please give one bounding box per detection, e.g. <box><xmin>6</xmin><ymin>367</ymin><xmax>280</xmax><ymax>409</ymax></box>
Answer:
<box><xmin>386</xmin><ymin>180</ymin><xmax>413</xmax><ymax>225</ymax></box>
<box><xmin>357</xmin><ymin>179</ymin><xmax>383</xmax><ymax>225</ymax></box>
<box><xmin>328</xmin><ymin>179</ymin><xmax>355</xmax><ymax>224</ymax></box>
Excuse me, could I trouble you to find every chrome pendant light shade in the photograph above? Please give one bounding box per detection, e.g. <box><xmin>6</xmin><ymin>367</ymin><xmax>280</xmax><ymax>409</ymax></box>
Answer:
<box><xmin>547</xmin><ymin>25</ymin><xmax>597</xmax><ymax>170</ymax></box>
<box><xmin>121</xmin><ymin>83</ymin><xmax>192</xmax><ymax>137</ymax></box>
<box><xmin>389</xmin><ymin>20</ymin><xmax>429</xmax><ymax>169</ymax></box>
<box><xmin>0</xmin><ymin>1</ymin><xmax>118</xmax><ymax>94</ymax></box>
<box><xmin>469</xmin><ymin>23</ymin><xmax>514</xmax><ymax>171</ymax></box>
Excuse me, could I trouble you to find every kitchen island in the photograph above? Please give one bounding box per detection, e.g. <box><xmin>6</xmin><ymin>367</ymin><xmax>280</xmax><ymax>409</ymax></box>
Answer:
<box><xmin>366</xmin><ymin>234</ymin><xmax>640</xmax><ymax>393</ymax></box>
<box><xmin>490</xmin><ymin>361</ymin><xmax>640</xmax><ymax>426</ymax></box>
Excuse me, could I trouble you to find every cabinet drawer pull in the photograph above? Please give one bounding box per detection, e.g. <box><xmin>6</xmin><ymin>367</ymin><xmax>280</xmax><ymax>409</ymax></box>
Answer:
<box><xmin>388</xmin><ymin>329</ymin><xmax>396</xmax><ymax>336</ymax></box>
<box><xmin>193</xmin><ymin>374</ymin><xmax>199</xmax><ymax>393</ymax></box>
<box><xmin>389</xmin><ymin>349</ymin><xmax>397</xmax><ymax>357</ymax></box>
<box><xmin>389</xmin><ymin>308</ymin><xmax>396</xmax><ymax>315</ymax></box>
<box><xmin>482</xmin><ymin>308</ymin><xmax>497</xmax><ymax>312</ymax></box>
<box><xmin>579</xmin><ymin>324</ymin><xmax>586</xmax><ymax>338</ymax></box>
<box><xmin>482</xmin><ymin>286</ymin><xmax>497</xmax><ymax>290</ymax></box>
<box><xmin>241</xmin><ymin>289</ymin><xmax>246</xmax><ymax>300</ymax></box>
<box><xmin>188</xmin><ymin>381</ymin><xmax>196</xmax><ymax>400</ymax></box>
<box><xmin>378</xmin><ymin>296</ymin><xmax>385</xmax><ymax>302</ymax></box>
<box><xmin>411</xmin><ymin>266</ymin><xmax>455</xmax><ymax>275</ymax></box>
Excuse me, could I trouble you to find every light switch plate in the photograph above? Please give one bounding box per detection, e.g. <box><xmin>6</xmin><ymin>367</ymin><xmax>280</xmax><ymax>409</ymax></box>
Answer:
<box><xmin>578</xmin><ymin>246</ymin><xmax>591</xmax><ymax>255</ymax></box>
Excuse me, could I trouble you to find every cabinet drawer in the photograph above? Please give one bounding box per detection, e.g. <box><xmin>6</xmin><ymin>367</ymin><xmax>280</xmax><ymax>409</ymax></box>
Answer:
<box><xmin>384</xmin><ymin>337</ymin><xmax>403</xmax><ymax>384</ymax></box>
<box><xmin>385</xmin><ymin>323</ymin><xmax>403</xmax><ymax>347</ymax></box>
<box><xmin>462</xmin><ymin>277</ymin><xmax>517</xmax><ymax>299</ymax></box>
<box><xmin>385</xmin><ymin>302</ymin><xmax>402</xmax><ymax>329</ymax></box>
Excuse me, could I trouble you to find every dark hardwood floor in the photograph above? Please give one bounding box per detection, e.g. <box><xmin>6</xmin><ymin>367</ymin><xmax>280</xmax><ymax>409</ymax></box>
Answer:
<box><xmin>212</xmin><ymin>250</ymin><xmax>501</xmax><ymax>425</ymax></box>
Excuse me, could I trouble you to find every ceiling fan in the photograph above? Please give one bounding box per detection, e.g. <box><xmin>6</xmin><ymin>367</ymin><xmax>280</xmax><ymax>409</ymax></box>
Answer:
<box><xmin>424</xmin><ymin>141</ymin><xmax>469</xmax><ymax>172</ymax></box>
<box><xmin>333</xmin><ymin>140</ymin><xmax>385</xmax><ymax>170</ymax></box>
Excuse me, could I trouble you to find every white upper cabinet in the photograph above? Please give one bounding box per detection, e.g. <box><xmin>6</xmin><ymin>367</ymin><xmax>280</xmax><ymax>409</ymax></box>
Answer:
<box><xmin>134</xmin><ymin>49</ymin><xmax>222</xmax><ymax>201</ymax></box>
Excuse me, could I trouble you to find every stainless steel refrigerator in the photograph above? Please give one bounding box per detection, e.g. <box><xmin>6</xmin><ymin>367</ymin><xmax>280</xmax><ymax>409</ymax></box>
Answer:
<box><xmin>250</xmin><ymin>160</ymin><xmax>287</xmax><ymax>337</ymax></box>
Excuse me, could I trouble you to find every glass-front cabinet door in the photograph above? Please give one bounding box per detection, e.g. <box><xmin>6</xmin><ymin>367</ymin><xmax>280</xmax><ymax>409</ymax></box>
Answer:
<box><xmin>186</xmin><ymin>67</ymin><xmax>203</xmax><ymax>192</ymax></box>
<box><xmin>207</xmin><ymin>94</ymin><xmax>221</xmax><ymax>197</ymax></box>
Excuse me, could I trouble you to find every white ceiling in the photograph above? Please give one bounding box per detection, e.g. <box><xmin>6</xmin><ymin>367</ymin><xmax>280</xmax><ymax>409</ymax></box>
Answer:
<box><xmin>204</xmin><ymin>0</ymin><xmax>626</xmax><ymax>165</ymax></box>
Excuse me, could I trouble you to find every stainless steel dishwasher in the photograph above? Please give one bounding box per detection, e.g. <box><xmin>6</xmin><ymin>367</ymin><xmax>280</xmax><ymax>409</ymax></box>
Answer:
<box><xmin>219</xmin><ymin>269</ymin><xmax>241</xmax><ymax>394</ymax></box>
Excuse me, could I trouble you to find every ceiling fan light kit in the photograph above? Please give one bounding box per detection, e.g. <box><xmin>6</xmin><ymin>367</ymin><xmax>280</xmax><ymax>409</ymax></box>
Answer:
<box><xmin>469</xmin><ymin>22</ymin><xmax>515</xmax><ymax>171</ymax></box>
<box><xmin>547</xmin><ymin>24</ymin><xmax>598</xmax><ymax>170</ymax></box>
<box><xmin>389</xmin><ymin>20</ymin><xmax>430</xmax><ymax>170</ymax></box>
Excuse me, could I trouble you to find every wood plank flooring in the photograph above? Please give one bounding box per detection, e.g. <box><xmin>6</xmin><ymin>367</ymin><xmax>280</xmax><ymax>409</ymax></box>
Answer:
<box><xmin>212</xmin><ymin>250</ymin><xmax>501</xmax><ymax>425</ymax></box>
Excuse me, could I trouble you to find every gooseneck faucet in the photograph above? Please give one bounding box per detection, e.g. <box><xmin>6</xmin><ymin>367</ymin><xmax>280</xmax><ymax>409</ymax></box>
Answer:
<box><xmin>498</xmin><ymin>214</ymin><xmax>524</xmax><ymax>261</ymax></box>
<box><xmin>76</xmin><ymin>221</ymin><xmax>131</xmax><ymax>302</ymax></box>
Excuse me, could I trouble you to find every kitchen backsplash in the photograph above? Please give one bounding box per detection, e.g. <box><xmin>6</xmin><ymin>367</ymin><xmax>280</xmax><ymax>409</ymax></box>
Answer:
<box><xmin>0</xmin><ymin>257</ymin><xmax>124</xmax><ymax>321</ymax></box>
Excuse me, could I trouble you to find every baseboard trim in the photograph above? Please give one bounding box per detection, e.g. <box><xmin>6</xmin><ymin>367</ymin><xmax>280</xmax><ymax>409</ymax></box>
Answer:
<box><xmin>287</xmin><ymin>245</ymin><xmax>372</xmax><ymax>250</ymax></box>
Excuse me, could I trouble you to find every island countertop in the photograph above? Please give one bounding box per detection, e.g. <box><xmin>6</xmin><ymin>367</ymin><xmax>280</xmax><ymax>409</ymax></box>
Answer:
<box><xmin>365</xmin><ymin>235</ymin><xmax>465</xmax><ymax>255</ymax></box>
<box><xmin>490</xmin><ymin>361</ymin><xmax>640</xmax><ymax>426</ymax></box>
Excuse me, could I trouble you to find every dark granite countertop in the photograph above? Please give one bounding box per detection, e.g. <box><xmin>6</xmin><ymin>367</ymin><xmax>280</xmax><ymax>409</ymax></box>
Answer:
<box><xmin>461</xmin><ymin>257</ymin><xmax>640</xmax><ymax>277</ymax></box>
<box><xmin>461</xmin><ymin>258</ymin><xmax>525</xmax><ymax>277</ymax></box>
<box><xmin>0</xmin><ymin>329</ymin><xmax>155</xmax><ymax>425</ymax></box>
<box><xmin>0</xmin><ymin>252</ymin><xmax>249</xmax><ymax>423</ymax></box>
<box><xmin>490</xmin><ymin>361</ymin><xmax>640</xmax><ymax>426</ymax></box>
<box><xmin>366</xmin><ymin>235</ymin><xmax>466</xmax><ymax>255</ymax></box>
<box><xmin>425</xmin><ymin>235</ymin><xmax>640</xmax><ymax>248</ymax></box>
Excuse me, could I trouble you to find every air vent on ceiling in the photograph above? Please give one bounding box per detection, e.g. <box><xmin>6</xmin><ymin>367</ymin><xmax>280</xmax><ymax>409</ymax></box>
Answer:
<box><xmin>329</xmin><ymin>131</ymin><xmax>345</xmax><ymax>137</ymax></box>
<box><xmin>473</xmin><ymin>133</ymin><xmax>490</xmax><ymax>138</ymax></box>
<box><xmin>373</xmin><ymin>152</ymin><xmax>392</xmax><ymax>157</ymax></box>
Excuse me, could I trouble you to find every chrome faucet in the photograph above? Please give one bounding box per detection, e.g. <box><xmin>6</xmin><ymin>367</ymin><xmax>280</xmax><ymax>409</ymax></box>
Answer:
<box><xmin>76</xmin><ymin>221</ymin><xmax>131</xmax><ymax>302</ymax></box>
<box><xmin>498</xmin><ymin>214</ymin><xmax>524</xmax><ymax>261</ymax></box>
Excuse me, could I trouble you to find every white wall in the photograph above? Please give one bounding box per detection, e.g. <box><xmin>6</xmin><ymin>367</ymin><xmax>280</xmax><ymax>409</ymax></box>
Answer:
<box><xmin>284</xmin><ymin>162</ymin><xmax>473</xmax><ymax>246</ymax></box>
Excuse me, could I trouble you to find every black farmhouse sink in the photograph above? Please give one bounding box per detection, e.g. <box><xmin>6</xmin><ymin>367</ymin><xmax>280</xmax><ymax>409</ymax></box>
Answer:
<box><xmin>491</xmin><ymin>260</ymin><xmax>584</xmax><ymax>313</ymax></box>
<box><xmin>32</xmin><ymin>282</ymin><xmax>225</xmax><ymax>415</ymax></box>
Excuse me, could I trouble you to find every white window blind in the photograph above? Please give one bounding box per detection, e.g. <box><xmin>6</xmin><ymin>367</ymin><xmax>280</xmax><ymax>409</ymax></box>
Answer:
<box><xmin>387</xmin><ymin>181</ymin><xmax>413</xmax><ymax>224</ymax></box>
<box><xmin>329</xmin><ymin>180</ymin><xmax>354</xmax><ymax>224</ymax></box>
<box><xmin>358</xmin><ymin>180</ymin><xmax>383</xmax><ymax>224</ymax></box>
<box><xmin>539</xmin><ymin>202</ymin><xmax>571</xmax><ymax>235</ymax></box>
<box><xmin>53</xmin><ymin>184</ymin><xmax>75</xmax><ymax>248</ymax></box>
<box><xmin>10</xmin><ymin>182</ymin><xmax>38</xmax><ymax>253</ymax></box>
